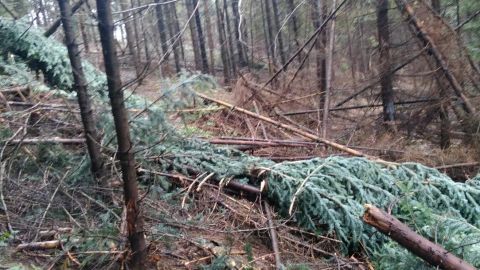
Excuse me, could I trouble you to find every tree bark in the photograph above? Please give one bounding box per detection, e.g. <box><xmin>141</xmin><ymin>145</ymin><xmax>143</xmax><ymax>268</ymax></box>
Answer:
<box><xmin>78</xmin><ymin>6</ymin><xmax>90</xmax><ymax>53</ymax></box>
<box><xmin>377</xmin><ymin>0</ymin><xmax>395</xmax><ymax>124</ymax></box>
<box><xmin>203</xmin><ymin>1</ymin><xmax>215</xmax><ymax>74</ymax></box>
<box><xmin>323</xmin><ymin>0</ymin><xmax>336</xmax><ymax>138</ymax></box>
<box><xmin>57</xmin><ymin>0</ymin><xmax>104</xmax><ymax>179</ymax></box>
<box><xmin>271</xmin><ymin>0</ymin><xmax>286</xmax><ymax>65</ymax></box>
<box><xmin>44</xmin><ymin>0</ymin><xmax>87</xmax><ymax>37</ymax></box>
<box><xmin>95</xmin><ymin>1</ymin><xmax>146</xmax><ymax>268</ymax></box>
<box><xmin>192</xmin><ymin>0</ymin><xmax>209</xmax><ymax>73</ymax></box>
<box><xmin>363</xmin><ymin>204</ymin><xmax>476</xmax><ymax>270</ymax></box>
<box><xmin>286</xmin><ymin>0</ymin><xmax>301</xmax><ymax>57</ymax></box>
<box><xmin>263</xmin><ymin>0</ymin><xmax>275</xmax><ymax>64</ymax></box>
<box><xmin>395</xmin><ymin>0</ymin><xmax>475</xmax><ymax>114</ymax></box>
<box><xmin>154</xmin><ymin>0</ymin><xmax>170</xmax><ymax>59</ymax></box>
<box><xmin>216</xmin><ymin>0</ymin><xmax>231</xmax><ymax>83</ymax></box>
<box><xmin>223</xmin><ymin>0</ymin><xmax>237</xmax><ymax>75</ymax></box>
<box><xmin>231</xmin><ymin>0</ymin><xmax>247</xmax><ymax>67</ymax></box>
<box><xmin>185</xmin><ymin>0</ymin><xmax>201</xmax><ymax>71</ymax></box>
<box><xmin>166</xmin><ymin>1</ymin><xmax>182</xmax><ymax>73</ymax></box>
<box><xmin>312</xmin><ymin>0</ymin><xmax>327</xmax><ymax>126</ymax></box>
<box><xmin>119</xmin><ymin>0</ymin><xmax>142</xmax><ymax>80</ymax></box>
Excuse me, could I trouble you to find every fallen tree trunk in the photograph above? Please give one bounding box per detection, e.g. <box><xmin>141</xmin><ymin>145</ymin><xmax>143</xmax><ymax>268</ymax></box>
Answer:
<box><xmin>395</xmin><ymin>0</ymin><xmax>475</xmax><ymax>114</ymax></box>
<box><xmin>363</xmin><ymin>204</ymin><xmax>476</xmax><ymax>270</ymax></box>
<box><xmin>16</xmin><ymin>240</ymin><xmax>61</xmax><ymax>251</ymax></box>
<box><xmin>195</xmin><ymin>92</ymin><xmax>394</xmax><ymax>166</ymax></box>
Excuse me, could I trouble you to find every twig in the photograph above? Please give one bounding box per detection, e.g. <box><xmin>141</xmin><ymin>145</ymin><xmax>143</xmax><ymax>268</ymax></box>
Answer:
<box><xmin>264</xmin><ymin>202</ymin><xmax>282</xmax><ymax>269</ymax></box>
<box><xmin>0</xmin><ymin>127</ymin><xmax>23</xmax><ymax>233</ymax></box>
<box><xmin>35</xmin><ymin>170</ymin><xmax>71</xmax><ymax>241</ymax></box>
<box><xmin>195</xmin><ymin>92</ymin><xmax>395</xmax><ymax>166</ymax></box>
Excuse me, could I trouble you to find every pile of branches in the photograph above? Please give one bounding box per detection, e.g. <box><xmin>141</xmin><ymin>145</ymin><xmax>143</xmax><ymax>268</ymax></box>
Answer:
<box><xmin>1</xmin><ymin>17</ymin><xmax>480</xmax><ymax>269</ymax></box>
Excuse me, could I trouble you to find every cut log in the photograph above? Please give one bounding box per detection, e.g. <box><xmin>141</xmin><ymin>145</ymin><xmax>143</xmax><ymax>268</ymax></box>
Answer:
<box><xmin>363</xmin><ymin>204</ymin><xmax>476</xmax><ymax>270</ymax></box>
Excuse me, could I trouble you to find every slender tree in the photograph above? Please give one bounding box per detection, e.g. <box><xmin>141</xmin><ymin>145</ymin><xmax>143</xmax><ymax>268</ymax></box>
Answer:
<box><xmin>119</xmin><ymin>0</ymin><xmax>142</xmax><ymax>79</ymax></box>
<box><xmin>271</xmin><ymin>0</ymin><xmax>286</xmax><ymax>65</ymax></box>
<box><xmin>215</xmin><ymin>0</ymin><xmax>231</xmax><ymax>83</ymax></box>
<box><xmin>312</xmin><ymin>0</ymin><xmax>327</xmax><ymax>113</ymax></box>
<box><xmin>203</xmin><ymin>0</ymin><xmax>215</xmax><ymax>74</ymax></box>
<box><xmin>96</xmin><ymin>0</ymin><xmax>147</xmax><ymax>268</ymax></box>
<box><xmin>223</xmin><ymin>0</ymin><xmax>237</xmax><ymax>74</ymax></box>
<box><xmin>231</xmin><ymin>0</ymin><xmax>247</xmax><ymax>67</ymax></box>
<box><xmin>57</xmin><ymin>0</ymin><xmax>104</xmax><ymax>180</ymax></box>
<box><xmin>192</xmin><ymin>0</ymin><xmax>209</xmax><ymax>73</ymax></box>
<box><xmin>377</xmin><ymin>0</ymin><xmax>395</xmax><ymax>124</ymax></box>
<box><xmin>185</xmin><ymin>0</ymin><xmax>202</xmax><ymax>70</ymax></box>
<box><xmin>166</xmin><ymin>1</ymin><xmax>182</xmax><ymax>73</ymax></box>
<box><xmin>154</xmin><ymin>0</ymin><xmax>170</xmax><ymax>59</ymax></box>
<box><xmin>286</xmin><ymin>0</ymin><xmax>301</xmax><ymax>56</ymax></box>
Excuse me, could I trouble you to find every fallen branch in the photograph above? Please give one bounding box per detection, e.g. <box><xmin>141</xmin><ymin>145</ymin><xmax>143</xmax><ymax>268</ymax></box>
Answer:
<box><xmin>195</xmin><ymin>92</ymin><xmax>392</xmax><ymax>165</ymax></box>
<box><xmin>363</xmin><ymin>204</ymin><xmax>476</xmax><ymax>270</ymax></box>
<box><xmin>5</xmin><ymin>137</ymin><xmax>86</xmax><ymax>145</ymax></box>
<box><xmin>16</xmin><ymin>240</ymin><xmax>61</xmax><ymax>251</ymax></box>
<box><xmin>264</xmin><ymin>202</ymin><xmax>282</xmax><ymax>269</ymax></box>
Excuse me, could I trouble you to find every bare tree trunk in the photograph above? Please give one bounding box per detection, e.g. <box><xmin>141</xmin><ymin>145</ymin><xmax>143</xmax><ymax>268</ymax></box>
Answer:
<box><xmin>223</xmin><ymin>0</ymin><xmax>237</xmax><ymax>75</ymax></box>
<box><xmin>171</xmin><ymin>2</ymin><xmax>186</xmax><ymax>67</ymax></box>
<box><xmin>231</xmin><ymin>0</ymin><xmax>247</xmax><ymax>67</ymax></box>
<box><xmin>166</xmin><ymin>1</ymin><xmax>182</xmax><ymax>73</ymax></box>
<box><xmin>323</xmin><ymin>0</ymin><xmax>336</xmax><ymax>138</ymax></box>
<box><xmin>96</xmin><ymin>1</ymin><xmax>146</xmax><ymax>268</ymax></box>
<box><xmin>312</xmin><ymin>0</ymin><xmax>327</xmax><ymax>128</ymax></box>
<box><xmin>119</xmin><ymin>0</ymin><xmax>142</xmax><ymax>79</ymax></box>
<box><xmin>203</xmin><ymin>0</ymin><xmax>216</xmax><ymax>74</ymax></box>
<box><xmin>185</xmin><ymin>0</ymin><xmax>201</xmax><ymax>70</ymax></box>
<box><xmin>155</xmin><ymin>0</ymin><xmax>170</xmax><ymax>60</ymax></box>
<box><xmin>192</xmin><ymin>0</ymin><xmax>209</xmax><ymax>73</ymax></box>
<box><xmin>286</xmin><ymin>0</ymin><xmax>301</xmax><ymax>56</ymax></box>
<box><xmin>58</xmin><ymin>0</ymin><xmax>104</xmax><ymax>180</ymax></box>
<box><xmin>377</xmin><ymin>0</ymin><xmax>395</xmax><ymax>125</ymax></box>
<box><xmin>271</xmin><ymin>0</ymin><xmax>286</xmax><ymax>65</ymax></box>
<box><xmin>260</xmin><ymin>0</ymin><xmax>272</xmax><ymax>72</ymax></box>
<box><xmin>78</xmin><ymin>7</ymin><xmax>90</xmax><ymax>53</ymax></box>
<box><xmin>215</xmin><ymin>0</ymin><xmax>231</xmax><ymax>83</ymax></box>
<box><xmin>263</xmin><ymin>0</ymin><xmax>275</xmax><ymax>66</ymax></box>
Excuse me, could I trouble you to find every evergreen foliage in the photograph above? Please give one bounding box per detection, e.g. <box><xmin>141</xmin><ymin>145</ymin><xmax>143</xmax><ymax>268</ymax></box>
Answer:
<box><xmin>1</xmin><ymin>17</ymin><xmax>479</xmax><ymax>269</ymax></box>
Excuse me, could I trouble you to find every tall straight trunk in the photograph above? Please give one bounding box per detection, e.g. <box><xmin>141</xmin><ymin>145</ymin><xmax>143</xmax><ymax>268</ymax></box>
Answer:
<box><xmin>377</xmin><ymin>0</ymin><xmax>395</xmax><ymax>124</ymax></box>
<box><xmin>138</xmin><ymin>0</ymin><xmax>150</xmax><ymax>62</ymax></box>
<box><xmin>271</xmin><ymin>0</ymin><xmax>286</xmax><ymax>65</ymax></box>
<box><xmin>185</xmin><ymin>0</ymin><xmax>201</xmax><ymax>70</ymax></box>
<box><xmin>215</xmin><ymin>0</ymin><xmax>231</xmax><ymax>83</ymax></box>
<box><xmin>44</xmin><ymin>0</ymin><xmax>87</xmax><ymax>37</ymax></box>
<box><xmin>312</xmin><ymin>0</ymin><xmax>327</xmax><ymax>122</ymax></box>
<box><xmin>131</xmin><ymin>0</ymin><xmax>142</xmax><ymax>61</ymax></box>
<box><xmin>263</xmin><ymin>0</ymin><xmax>275</xmax><ymax>63</ymax></box>
<box><xmin>192</xmin><ymin>0</ymin><xmax>209</xmax><ymax>73</ymax></box>
<box><xmin>260</xmin><ymin>0</ymin><xmax>272</xmax><ymax>72</ymax></box>
<box><xmin>286</xmin><ymin>0</ymin><xmax>301</xmax><ymax>55</ymax></box>
<box><xmin>78</xmin><ymin>8</ymin><xmax>90</xmax><ymax>53</ymax></box>
<box><xmin>119</xmin><ymin>0</ymin><xmax>141</xmax><ymax>78</ymax></box>
<box><xmin>57</xmin><ymin>0</ymin><xmax>103</xmax><ymax>180</ymax></box>
<box><xmin>203</xmin><ymin>1</ymin><xmax>215</xmax><ymax>74</ymax></box>
<box><xmin>231</xmin><ymin>0</ymin><xmax>247</xmax><ymax>67</ymax></box>
<box><xmin>323</xmin><ymin>0</ymin><xmax>336</xmax><ymax>139</ymax></box>
<box><xmin>166</xmin><ymin>1</ymin><xmax>182</xmax><ymax>73</ymax></box>
<box><xmin>95</xmin><ymin>1</ymin><xmax>146</xmax><ymax>268</ymax></box>
<box><xmin>154</xmin><ymin>0</ymin><xmax>170</xmax><ymax>59</ymax></box>
<box><xmin>223</xmin><ymin>0</ymin><xmax>237</xmax><ymax>75</ymax></box>
<box><xmin>171</xmin><ymin>2</ymin><xmax>186</xmax><ymax>66</ymax></box>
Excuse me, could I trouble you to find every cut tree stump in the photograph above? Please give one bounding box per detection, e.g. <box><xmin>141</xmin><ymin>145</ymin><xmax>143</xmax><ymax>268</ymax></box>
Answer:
<box><xmin>363</xmin><ymin>204</ymin><xmax>476</xmax><ymax>270</ymax></box>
